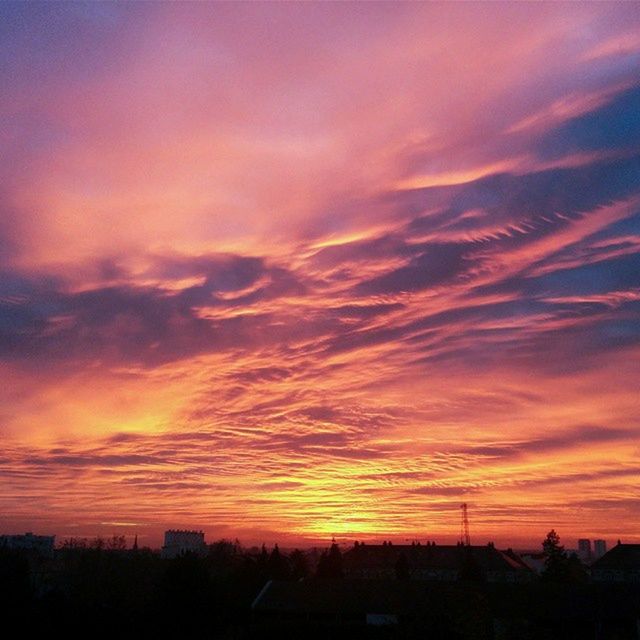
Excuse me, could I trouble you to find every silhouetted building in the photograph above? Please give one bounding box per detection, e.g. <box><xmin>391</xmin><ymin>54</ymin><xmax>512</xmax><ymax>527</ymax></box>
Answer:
<box><xmin>252</xmin><ymin>576</ymin><xmax>640</xmax><ymax>638</ymax></box>
<box><xmin>590</xmin><ymin>543</ymin><xmax>640</xmax><ymax>583</ymax></box>
<box><xmin>0</xmin><ymin>532</ymin><xmax>55</xmax><ymax>557</ymax></box>
<box><xmin>593</xmin><ymin>538</ymin><xmax>607</xmax><ymax>560</ymax></box>
<box><xmin>252</xmin><ymin>578</ymin><xmax>428</xmax><ymax>626</ymax></box>
<box><xmin>161</xmin><ymin>529</ymin><xmax>206</xmax><ymax>559</ymax></box>
<box><xmin>343</xmin><ymin>543</ymin><xmax>534</xmax><ymax>583</ymax></box>
<box><xmin>578</xmin><ymin>538</ymin><xmax>591</xmax><ymax>561</ymax></box>
<box><xmin>519</xmin><ymin>551</ymin><xmax>546</xmax><ymax>574</ymax></box>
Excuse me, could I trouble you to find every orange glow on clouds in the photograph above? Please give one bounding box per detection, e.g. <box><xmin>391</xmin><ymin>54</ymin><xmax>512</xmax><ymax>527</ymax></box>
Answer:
<box><xmin>1</xmin><ymin>2</ymin><xmax>639</xmax><ymax>548</ymax></box>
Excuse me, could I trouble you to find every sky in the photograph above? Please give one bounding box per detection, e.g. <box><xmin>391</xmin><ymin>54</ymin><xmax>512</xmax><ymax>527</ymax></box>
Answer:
<box><xmin>1</xmin><ymin>2</ymin><xmax>639</xmax><ymax>549</ymax></box>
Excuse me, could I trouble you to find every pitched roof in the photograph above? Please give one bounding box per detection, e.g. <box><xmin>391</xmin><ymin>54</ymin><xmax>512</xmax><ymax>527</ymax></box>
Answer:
<box><xmin>590</xmin><ymin>544</ymin><xmax>640</xmax><ymax>571</ymax></box>
<box><xmin>343</xmin><ymin>544</ymin><xmax>531</xmax><ymax>573</ymax></box>
<box><xmin>253</xmin><ymin>579</ymin><xmax>432</xmax><ymax>614</ymax></box>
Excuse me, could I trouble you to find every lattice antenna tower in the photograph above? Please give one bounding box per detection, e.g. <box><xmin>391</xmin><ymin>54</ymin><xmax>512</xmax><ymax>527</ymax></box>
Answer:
<box><xmin>460</xmin><ymin>503</ymin><xmax>471</xmax><ymax>546</ymax></box>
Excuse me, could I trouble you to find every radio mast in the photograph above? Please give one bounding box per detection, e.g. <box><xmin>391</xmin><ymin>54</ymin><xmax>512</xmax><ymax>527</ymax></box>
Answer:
<box><xmin>460</xmin><ymin>503</ymin><xmax>471</xmax><ymax>546</ymax></box>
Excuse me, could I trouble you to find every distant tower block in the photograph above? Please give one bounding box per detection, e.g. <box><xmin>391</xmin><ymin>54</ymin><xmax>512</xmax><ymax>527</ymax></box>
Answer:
<box><xmin>593</xmin><ymin>539</ymin><xmax>607</xmax><ymax>559</ymax></box>
<box><xmin>460</xmin><ymin>503</ymin><xmax>471</xmax><ymax>546</ymax></box>
<box><xmin>578</xmin><ymin>538</ymin><xmax>592</xmax><ymax>561</ymax></box>
<box><xmin>161</xmin><ymin>529</ymin><xmax>206</xmax><ymax>559</ymax></box>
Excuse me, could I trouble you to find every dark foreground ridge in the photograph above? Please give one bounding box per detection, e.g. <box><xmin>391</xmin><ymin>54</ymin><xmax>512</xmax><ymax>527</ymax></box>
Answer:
<box><xmin>0</xmin><ymin>534</ymin><xmax>639</xmax><ymax>639</ymax></box>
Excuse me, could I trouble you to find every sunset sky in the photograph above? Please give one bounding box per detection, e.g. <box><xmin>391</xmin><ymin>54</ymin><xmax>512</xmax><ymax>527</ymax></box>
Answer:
<box><xmin>1</xmin><ymin>2</ymin><xmax>639</xmax><ymax>549</ymax></box>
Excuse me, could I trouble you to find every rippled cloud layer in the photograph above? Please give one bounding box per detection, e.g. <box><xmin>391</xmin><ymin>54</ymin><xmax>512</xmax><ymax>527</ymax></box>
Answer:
<box><xmin>1</xmin><ymin>2</ymin><xmax>639</xmax><ymax>546</ymax></box>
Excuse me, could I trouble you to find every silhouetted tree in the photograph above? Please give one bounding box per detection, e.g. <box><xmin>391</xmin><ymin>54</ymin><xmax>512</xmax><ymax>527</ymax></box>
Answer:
<box><xmin>316</xmin><ymin>551</ymin><xmax>329</xmax><ymax>577</ymax></box>
<box><xmin>541</xmin><ymin>529</ymin><xmax>570</xmax><ymax>582</ymax></box>
<box><xmin>289</xmin><ymin>549</ymin><xmax>309</xmax><ymax>581</ymax></box>
<box><xmin>106</xmin><ymin>534</ymin><xmax>126</xmax><ymax>551</ymax></box>
<box><xmin>90</xmin><ymin>536</ymin><xmax>105</xmax><ymax>550</ymax></box>
<box><xmin>566</xmin><ymin>551</ymin><xmax>589</xmax><ymax>584</ymax></box>
<box><xmin>62</xmin><ymin>537</ymin><xmax>87</xmax><ymax>549</ymax></box>
<box><xmin>316</xmin><ymin>543</ymin><xmax>343</xmax><ymax>578</ymax></box>
<box><xmin>258</xmin><ymin>543</ymin><xmax>268</xmax><ymax>565</ymax></box>
<box><xmin>267</xmin><ymin>544</ymin><xmax>289</xmax><ymax>580</ymax></box>
<box><xmin>209</xmin><ymin>538</ymin><xmax>237</xmax><ymax>564</ymax></box>
<box><xmin>327</xmin><ymin>542</ymin><xmax>343</xmax><ymax>577</ymax></box>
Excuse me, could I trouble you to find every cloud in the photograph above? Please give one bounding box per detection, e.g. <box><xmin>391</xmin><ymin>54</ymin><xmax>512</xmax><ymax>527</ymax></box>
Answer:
<box><xmin>0</xmin><ymin>252</ymin><xmax>312</xmax><ymax>367</ymax></box>
<box><xmin>465</xmin><ymin>425</ymin><xmax>636</xmax><ymax>459</ymax></box>
<box><xmin>230</xmin><ymin>366</ymin><xmax>293</xmax><ymax>384</ymax></box>
<box><xmin>354</xmin><ymin>242</ymin><xmax>471</xmax><ymax>295</ymax></box>
<box><xmin>1</xmin><ymin>3</ymin><xmax>639</xmax><ymax>544</ymax></box>
<box><xmin>24</xmin><ymin>453</ymin><xmax>166</xmax><ymax>467</ymax></box>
